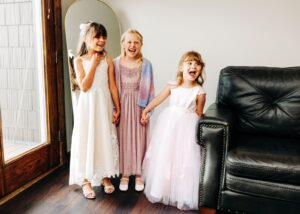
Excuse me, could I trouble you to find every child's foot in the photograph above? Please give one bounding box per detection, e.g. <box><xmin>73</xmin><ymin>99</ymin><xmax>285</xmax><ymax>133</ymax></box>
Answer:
<box><xmin>135</xmin><ymin>177</ymin><xmax>144</xmax><ymax>191</ymax></box>
<box><xmin>102</xmin><ymin>178</ymin><xmax>115</xmax><ymax>194</ymax></box>
<box><xmin>119</xmin><ymin>177</ymin><xmax>129</xmax><ymax>191</ymax></box>
<box><xmin>82</xmin><ymin>181</ymin><xmax>96</xmax><ymax>199</ymax></box>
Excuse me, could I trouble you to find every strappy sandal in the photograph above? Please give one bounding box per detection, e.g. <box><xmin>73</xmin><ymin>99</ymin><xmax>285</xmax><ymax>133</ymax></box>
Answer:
<box><xmin>82</xmin><ymin>181</ymin><xmax>96</xmax><ymax>199</ymax></box>
<box><xmin>135</xmin><ymin>177</ymin><xmax>144</xmax><ymax>192</ymax></box>
<box><xmin>102</xmin><ymin>179</ymin><xmax>115</xmax><ymax>194</ymax></box>
<box><xmin>119</xmin><ymin>177</ymin><xmax>129</xmax><ymax>191</ymax></box>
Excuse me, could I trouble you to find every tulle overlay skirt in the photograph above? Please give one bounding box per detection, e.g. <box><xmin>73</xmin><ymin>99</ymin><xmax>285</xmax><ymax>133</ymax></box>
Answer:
<box><xmin>142</xmin><ymin>106</ymin><xmax>202</xmax><ymax>210</ymax></box>
<box><xmin>69</xmin><ymin>88</ymin><xmax>119</xmax><ymax>187</ymax></box>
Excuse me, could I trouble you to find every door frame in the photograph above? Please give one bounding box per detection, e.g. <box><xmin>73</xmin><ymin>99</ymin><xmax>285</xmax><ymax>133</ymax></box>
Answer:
<box><xmin>0</xmin><ymin>0</ymin><xmax>65</xmax><ymax>204</ymax></box>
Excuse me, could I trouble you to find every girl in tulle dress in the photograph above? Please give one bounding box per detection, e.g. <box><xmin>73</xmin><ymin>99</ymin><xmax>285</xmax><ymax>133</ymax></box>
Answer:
<box><xmin>141</xmin><ymin>51</ymin><xmax>206</xmax><ymax>210</ymax></box>
<box><xmin>69</xmin><ymin>22</ymin><xmax>120</xmax><ymax>199</ymax></box>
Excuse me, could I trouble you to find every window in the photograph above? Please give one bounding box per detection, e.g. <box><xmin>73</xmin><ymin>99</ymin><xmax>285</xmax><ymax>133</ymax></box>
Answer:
<box><xmin>0</xmin><ymin>0</ymin><xmax>47</xmax><ymax>161</ymax></box>
<box><xmin>0</xmin><ymin>0</ymin><xmax>65</xmax><ymax>201</ymax></box>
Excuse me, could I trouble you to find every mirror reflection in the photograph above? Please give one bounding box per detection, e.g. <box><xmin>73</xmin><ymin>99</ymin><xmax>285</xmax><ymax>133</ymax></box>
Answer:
<box><xmin>65</xmin><ymin>0</ymin><xmax>121</xmax><ymax>112</ymax></box>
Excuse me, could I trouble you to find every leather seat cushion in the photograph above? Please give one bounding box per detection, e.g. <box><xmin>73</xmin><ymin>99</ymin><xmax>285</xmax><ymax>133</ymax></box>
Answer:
<box><xmin>226</xmin><ymin>133</ymin><xmax>300</xmax><ymax>185</ymax></box>
<box><xmin>224</xmin><ymin>176</ymin><xmax>300</xmax><ymax>208</ymax></box>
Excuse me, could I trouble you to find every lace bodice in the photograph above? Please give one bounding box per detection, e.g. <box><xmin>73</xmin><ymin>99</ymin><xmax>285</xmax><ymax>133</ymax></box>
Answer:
<box><xmin>120</xmin><ymin>64</ymin><xmax>141</xmax><ymax>93</ymax></box>
<box><xmin>82</xmin><ymin>58</ymin><xmax>109</xmax><ymax>90</ymax></box>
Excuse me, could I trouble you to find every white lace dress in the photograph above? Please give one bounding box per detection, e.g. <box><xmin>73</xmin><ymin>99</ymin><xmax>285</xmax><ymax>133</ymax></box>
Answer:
<box><xmin>69</xmin><ymin>57</ymin><xmax>119</xmax><ymax>187</ymax></box>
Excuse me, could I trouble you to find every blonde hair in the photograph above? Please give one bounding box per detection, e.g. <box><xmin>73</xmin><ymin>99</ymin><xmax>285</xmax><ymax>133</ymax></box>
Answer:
<box><xmin>77</xmin><ymin>21</ymin><xmax>107</xmax><ymax>56</ymax></box>
<box><xmin>176</xmin><ymin>51</ymin><xmax>205</xmax><ymax>86</ymax></box>
<box><xmin>120</xmin><ymin>29</ymin><xmax>143</xmax><ymax>62</ymax></box>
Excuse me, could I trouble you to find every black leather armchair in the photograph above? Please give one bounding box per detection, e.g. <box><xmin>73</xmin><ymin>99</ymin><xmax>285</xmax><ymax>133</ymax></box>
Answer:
<box><xmin>197</xmin><ymin>66</ymin><xmax>300</xmax><ymax>214</ymax></box>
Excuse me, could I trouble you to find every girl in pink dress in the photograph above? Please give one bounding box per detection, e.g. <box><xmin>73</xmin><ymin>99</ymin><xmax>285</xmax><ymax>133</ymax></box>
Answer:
<box><xmin>141</xmin><ymin>51</ymin><xmax>206</xmax><ymax>210</ymax></box>
<box><xmin>113</xmin><ymin>29</ymin><xmax>154</xmax><ymax>191</ymax></box>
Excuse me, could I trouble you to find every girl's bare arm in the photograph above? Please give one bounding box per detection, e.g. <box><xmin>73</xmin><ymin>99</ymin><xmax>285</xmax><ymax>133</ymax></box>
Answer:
<box><xmin>74</xmin><ymin>54</ymin><xmax>100</xmax><ymax>92</ymax></box>
<box><xmin>196</xmin><ymin>94</ymin><xmax>206</xmax><ymax>117</ymax></box>
<box><xmin>141</xmin><ymin>84</ymin><xmax>172</xmax><ymax>124</ymax></box>
<box><xmin>107</xmin><ymin>56</ymin><xmax>120</xmax><ymax>123</ymax></box>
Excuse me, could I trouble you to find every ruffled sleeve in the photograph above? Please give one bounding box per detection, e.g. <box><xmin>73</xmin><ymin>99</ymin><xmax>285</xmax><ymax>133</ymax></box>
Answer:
<box><xmin>197</xmin><ymin>85</ymin><xmax>206</xmax><ymax>95</ymax></box>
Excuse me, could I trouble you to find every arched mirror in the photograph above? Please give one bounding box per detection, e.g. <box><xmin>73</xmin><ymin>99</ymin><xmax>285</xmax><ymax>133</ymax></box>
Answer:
<box><xmin>65</xmin><ymin>0</ymin><xmax>121</xmax><ymax>113</ymax></box>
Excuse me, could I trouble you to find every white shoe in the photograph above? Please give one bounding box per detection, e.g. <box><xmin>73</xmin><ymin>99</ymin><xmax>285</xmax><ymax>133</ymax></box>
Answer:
<box><xmin>135</xmin><ymin>177</ymin><xmax>144</xmax><ymax>191</ymax></box>
<box><xmin>119</xmin><ymin>177</ymin><xmax>129</xmax><ymax>191</ymax></box>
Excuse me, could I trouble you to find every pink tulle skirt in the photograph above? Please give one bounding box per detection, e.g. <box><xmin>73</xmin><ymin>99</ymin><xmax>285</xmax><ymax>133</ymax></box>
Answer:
<box><xmin>142</xmin><ymin>106</ymin><xmax>202</xmax><ymax>210</ymax></box>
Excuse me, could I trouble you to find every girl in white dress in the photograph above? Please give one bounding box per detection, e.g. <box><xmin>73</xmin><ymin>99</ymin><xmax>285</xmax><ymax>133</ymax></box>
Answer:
<box><xmin>141</xmin><ymin>51</ymin><xmax>206</xmax><ymax>210</ymax></box>
<box><xmin>69</xmin><ymin>22</ymin><xmax>120</xmax><ymax>199</ymax></box>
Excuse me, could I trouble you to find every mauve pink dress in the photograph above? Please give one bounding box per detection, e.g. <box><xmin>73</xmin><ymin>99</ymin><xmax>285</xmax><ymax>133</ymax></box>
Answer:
<box><xmin>118</xmin><ymin>64</ymin><xmax>148</xmax><ymax>177</ymax></box>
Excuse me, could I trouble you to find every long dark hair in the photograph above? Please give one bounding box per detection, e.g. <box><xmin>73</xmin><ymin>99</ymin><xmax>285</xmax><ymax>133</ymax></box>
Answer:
<box><xmin>77</xmin><ymin>21</ymin><xmax>107</xmax><ymax>56</ymax></box>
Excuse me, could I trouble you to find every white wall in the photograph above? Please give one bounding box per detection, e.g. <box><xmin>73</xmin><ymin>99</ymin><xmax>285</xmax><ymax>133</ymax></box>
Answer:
<box><xmin>62</xmin><ymin>0</ymin><xmax>300</xmax><ymax>150</ymax></box>
<box><xmin>101</xmin><ymin>0</ymin><xmax>300</xmax><ymax>105</ymax></box>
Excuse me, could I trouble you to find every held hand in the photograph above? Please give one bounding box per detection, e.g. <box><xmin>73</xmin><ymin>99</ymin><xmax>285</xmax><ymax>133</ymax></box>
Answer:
<box><xmin>140</xmin><ymin>112</ymin><xmax>149</xmax><ymax>125</ymax></box>
<box><xmin>112</xmin><ymin>110</ymin><xmax>120</xmax><ymax>124</ymax></box>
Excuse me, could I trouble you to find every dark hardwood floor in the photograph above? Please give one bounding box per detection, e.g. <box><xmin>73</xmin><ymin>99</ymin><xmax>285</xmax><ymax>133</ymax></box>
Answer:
<box><xmin>0</xmin><ymin>164</ymin><xmax>200</xmax><ymax>214</ymax></box>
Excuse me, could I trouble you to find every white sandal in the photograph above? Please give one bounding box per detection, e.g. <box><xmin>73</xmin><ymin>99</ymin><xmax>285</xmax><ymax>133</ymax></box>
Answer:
<box><xmin>119</xmin><ymin>177</ymin><xmax>129</xmax><ymax>191</ymax></box>
<box><xmin>82</xmin><ymin>181</ymin><xmax>96</xmax><ymax>199</ymax></box>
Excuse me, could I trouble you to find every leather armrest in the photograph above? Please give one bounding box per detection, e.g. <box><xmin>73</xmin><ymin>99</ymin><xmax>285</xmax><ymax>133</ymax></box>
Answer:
<box><xmin>196</xmin><ymin>103</ymin><xmax>236</xmax><ymax>209</ymax></box>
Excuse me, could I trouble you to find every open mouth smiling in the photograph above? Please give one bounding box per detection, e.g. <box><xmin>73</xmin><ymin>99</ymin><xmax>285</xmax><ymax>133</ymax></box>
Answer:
<box><xmin>189</xmin><ymin>70</ymin><xmax>197</xmax><ymax>76</ymax></box>
<box><xmin>128</xmin><ymin>48</ymin><xmax>136</xmax><ymax>53</ymax></box>
<box><xmin>96</xmin><ymin>44</ymin><xmax>105</xmax><ymax>49</ymax></box>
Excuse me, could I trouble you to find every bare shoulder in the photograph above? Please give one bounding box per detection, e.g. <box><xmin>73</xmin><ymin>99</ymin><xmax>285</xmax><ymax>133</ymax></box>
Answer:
<box><xmin>166</xmin><ymin>81</ymin><xmax>178</xmax><ymax>90</ymax></box>
<box><xmin>163</xmin><ymin>82</ymin><xmax>177</xmax><ymax>93</ymax></box>
<box><xmin>74</xmin><ymin>56</ymin><xmax>83</xmax><ymax>65</ymax></box>
<box><xmin>106</xmin><ymin>55</ymin><xmax>113</xmax><ymax>64</ymax></box>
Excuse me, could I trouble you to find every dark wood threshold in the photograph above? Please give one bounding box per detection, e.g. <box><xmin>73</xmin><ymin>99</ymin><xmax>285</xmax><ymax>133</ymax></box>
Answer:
<box><xmin>0</xmin><ymin>163</ymin><xmax>63</xmax><ymax>206</ymax></box>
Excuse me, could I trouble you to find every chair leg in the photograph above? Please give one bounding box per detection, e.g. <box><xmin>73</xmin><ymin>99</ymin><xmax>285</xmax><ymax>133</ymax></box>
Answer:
<box><xmin>199</xmin><ymin>207</ymin><xmax>216</xmax><ymax>214</ymax></box>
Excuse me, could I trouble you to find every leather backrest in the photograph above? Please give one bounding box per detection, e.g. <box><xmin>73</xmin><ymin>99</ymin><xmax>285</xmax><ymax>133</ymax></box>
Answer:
<box><xmin>217</xmin><ymin>66</ymin><xmax>300</xmax><ymax>137</ymax></box>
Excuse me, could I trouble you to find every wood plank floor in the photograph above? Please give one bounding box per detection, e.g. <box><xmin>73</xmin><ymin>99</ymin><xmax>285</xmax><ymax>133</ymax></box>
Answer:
<box><xmin>0</xmin><ymin>164</ymin><xmax>200</xmax><ymax>214</ymax></box>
